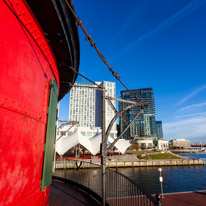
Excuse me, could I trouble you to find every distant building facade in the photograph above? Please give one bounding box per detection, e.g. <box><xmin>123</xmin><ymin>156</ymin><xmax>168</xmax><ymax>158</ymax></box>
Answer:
<box><xmin>57</xmin><ymin>126</ymin><xmax>100</xmax><ymax>139</ymax></box>
<box><xmin>156</xmin><ymin>121</ymin><xmax>163</xmax><ymax>138</ymax></box>
<box><xmin>132</xmin><ymin>137</ymin><xmax>154</xmax><ymax>150</ymax></box>
<box><xmin>69</xmin><ymin>82</ymin><xmax>96</xmax><ymax>128</ymax></box>
<box><xmin>119</xmin><ymin>88</ymin><xmax>156</xmax><ymax>139</ymax></box>
<box><xmin>131</xmin><ymin>137</ymin><xmax>168</xmax><ymax>150</ymax></box>
<box><xmin>68</xmin><ymin>81</ymin><xmax>117</xmax><ymax>138</ymax></box>
<box><xmin>169</xmin><ymin>139</ymin><xmax>191</xmax><ymax>148</ymax></box>
<box><xmin>153</xmin><ymin>139</ymin><xmax>168</xmax><ymax>150</ymax></box>
<box><xmin>95</xmin><ymin>81</ymin><xmax>116</xmax><ymax>136</ymax></box>
<box><xmin>135</xmin><ymin>139</ymin><xmax>154</xmax><ymax>150</ymax></box>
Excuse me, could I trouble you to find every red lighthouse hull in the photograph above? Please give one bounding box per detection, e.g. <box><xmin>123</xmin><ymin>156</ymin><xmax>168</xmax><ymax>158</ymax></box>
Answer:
<box><xmin>0</xmin><ymin>0</ymin><xmax>79</xmax><ymax>205</ymax></box>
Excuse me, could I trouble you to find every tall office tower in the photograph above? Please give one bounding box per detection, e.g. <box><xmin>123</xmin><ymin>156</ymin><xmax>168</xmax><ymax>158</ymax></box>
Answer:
<box><xmin>156</xmin><ymin>121</ymin><xmax>163</xmax><ymax>138</ymax></box>
<box><xmin>119</xmin><ymin>88</ymin><xmax>156</xmax><ymax>139</ymax></box>
<box><xmin>96</xmin><ymin>81</ymin><xmax>116</xmax><ymax>137</ymax></box>
<box><xmin>69</xmin><ymin>82</ymin><xmax>96</xmax><ymax>127</ymax></box>
<box><xmin>69</xmin><ymin>81</ymin><xmax>117</xmax><ymax>138</ymax></box>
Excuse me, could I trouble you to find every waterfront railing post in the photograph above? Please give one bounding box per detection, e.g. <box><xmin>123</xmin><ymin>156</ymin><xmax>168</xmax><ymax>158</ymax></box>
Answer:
<box><xmin>101</xmin><ymin>87</ymin><xmax>106</xmax><ymax>206</ymax></box>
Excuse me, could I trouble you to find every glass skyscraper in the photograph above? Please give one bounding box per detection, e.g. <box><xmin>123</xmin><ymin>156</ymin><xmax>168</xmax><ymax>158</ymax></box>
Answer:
<box><xmin>119</xmin><ymin>88</ymin><xmax>156</xmax><ymax>139</ymax></box>
<box><xmin>156</xmin><ymin>121</ymin><xmax>163</xmax><ymax>138</ymax></box>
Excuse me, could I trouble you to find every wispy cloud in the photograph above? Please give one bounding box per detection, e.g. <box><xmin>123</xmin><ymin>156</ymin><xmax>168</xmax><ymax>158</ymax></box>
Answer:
<box><xmin>112</xmin><ymin>0</ymin><xmax>206</xmax><ymax>59</ymax></box>
<box><xmin>175</xmin><ymin>112</ymin><xmax>206</xmax><ymax>119</ymax></box>
<box><xmin>178</xmin><ymin>101</ymin><xmax>206</xmax><ymax>111</ymax></box>
<box><xmin>84</xmin><ymin>0</ymin><xmax>206</xmax><ymax>79</ymax></box>
<box><xmin>163</xmin><ymin>116</ymin><xmax>206</xmax><ymax>140</ymax></box>
<box><xmin>177</xmin><ymin>85</ymin><xmax>206</xmax><ymax>106</ymax></box>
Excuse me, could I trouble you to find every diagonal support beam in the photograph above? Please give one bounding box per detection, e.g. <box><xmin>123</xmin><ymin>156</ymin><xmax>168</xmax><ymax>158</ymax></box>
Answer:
<box><xmin>107</xmin><ymin>109</ymin><xmax>143</xmax><ymax>151</ymax></box>
<box><xmin>106</xmin><ymin>98</ymin><xmax>117</xmax><ymax>113</ymax></box>
<box><xmin>56</xmin><ymin>122</ymin><xmax>78</xmax><ymax>141</ymax></box>
<box><xmin>105</xmin><ymin>103</ymin><xmax>142</xmax><ymax>143</ymax></box>
<box><xmin>106</xmin><ymin>96</ymin><xmax>148</xmax><ymax>106</ymax></box>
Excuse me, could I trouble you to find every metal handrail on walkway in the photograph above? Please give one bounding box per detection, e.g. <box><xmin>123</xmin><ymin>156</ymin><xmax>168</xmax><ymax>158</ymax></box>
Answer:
<box><xmin>54</xmin><ymin>159</ymin><xmax>161</xmax><ymax>206</ymax></box>
<box><xmin>106</xmin><ymin>168</ymin><xmax>159</xmax><ymax>206</ymax></box>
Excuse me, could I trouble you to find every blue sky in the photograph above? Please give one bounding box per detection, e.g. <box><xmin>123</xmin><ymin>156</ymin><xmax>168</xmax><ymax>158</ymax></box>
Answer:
<box><xmin>59</xmin><ymin>0</ymin><xmax>206</xmax><ymax>143</ymax></box>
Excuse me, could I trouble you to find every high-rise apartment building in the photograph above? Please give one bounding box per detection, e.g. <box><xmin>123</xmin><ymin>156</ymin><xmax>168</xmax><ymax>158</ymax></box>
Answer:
<box><xmin>96</xmin><ymin>81</ymin><xmax>116</xmax><ymax>136</ymax></box>
<box><xmin>156</xmin><ymin>121</ymin><xmax>163</xmax><ymax>138</ymax></box>
<box><xmin>69</xmin><ymin>82</ymin><xmax>96</xmax><ymax>127</ymax></box>
<box><xmin>69</xmin><ymin>81</ymin><xmax>117</xmax><ymax>138</ymax></box>
<box><xmin>119</xmin><ymin>88</ymin><xmax>156</xmax><ymax>139</ymax></box>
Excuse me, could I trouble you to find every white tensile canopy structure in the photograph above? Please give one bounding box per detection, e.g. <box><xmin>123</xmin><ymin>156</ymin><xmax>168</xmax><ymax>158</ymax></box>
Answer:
<box><xmin>56</xmin><ymin>128</ymin><xmax>131</xmax><ymax>156</ymax></box>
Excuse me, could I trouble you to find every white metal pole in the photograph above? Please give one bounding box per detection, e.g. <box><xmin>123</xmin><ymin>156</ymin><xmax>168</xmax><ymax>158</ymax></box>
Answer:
<box><xmin>158</xmin><ymin>168</ymin><xmax>164</xmax><ymax>198</ymax></box>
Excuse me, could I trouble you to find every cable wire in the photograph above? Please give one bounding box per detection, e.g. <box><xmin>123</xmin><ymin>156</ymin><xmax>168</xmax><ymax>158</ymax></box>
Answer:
<box><xmin>64</xmin><ymin>0</ymin><xmax>145</xmax><ymax>104</ymax></box>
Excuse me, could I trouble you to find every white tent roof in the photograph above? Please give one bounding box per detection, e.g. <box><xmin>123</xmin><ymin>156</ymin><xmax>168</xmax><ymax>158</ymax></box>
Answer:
<box><xmin>56</xmin><ymin>128</ymin><xmax>131</xmax><ymax>156</ymax></box>
<box><xmin>90</xmin><ymin>133</ymin><xmax>102</xmax><ymax>155</ymax></box>
<box><xmin>56</xmin><ymin>129</ymin><xmax>78</xmax><ymax>155</ymax></box>
<box><xmin>108</xmin><ymin>136</ymin><xmax>131</xmax><ymax>154</ymax></box>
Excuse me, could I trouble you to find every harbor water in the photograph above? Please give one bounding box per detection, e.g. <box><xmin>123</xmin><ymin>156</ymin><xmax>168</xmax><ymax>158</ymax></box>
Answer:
<box><xmin>118</xmin><ymin>153</ymin><xmax>206</xmax><ymax>194</ymax></box>
<box><xmin>55</xmin><ymin>153</ymin><xmax>206</xmax><ymax>196</ymax></box>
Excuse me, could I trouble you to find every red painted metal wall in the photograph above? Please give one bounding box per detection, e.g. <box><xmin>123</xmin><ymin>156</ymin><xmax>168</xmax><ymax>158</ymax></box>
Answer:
<box><xmin>0</xmin><ymin>1</ymin><xmax>59</xmax><ymax>205</ymax></box>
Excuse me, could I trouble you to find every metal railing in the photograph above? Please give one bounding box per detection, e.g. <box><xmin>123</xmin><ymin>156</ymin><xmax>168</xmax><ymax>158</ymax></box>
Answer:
<box><xmin>106</xmin><ymin>168</ymin><xmax>159</xmax><ymax>206</ymax></box>
<box><xmin>54</xmin><ymin>159</ymin><xmax>161</xmax><ymax>206</ymax></box>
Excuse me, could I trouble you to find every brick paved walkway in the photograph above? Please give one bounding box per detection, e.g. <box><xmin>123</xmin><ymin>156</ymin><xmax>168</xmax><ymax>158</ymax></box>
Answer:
<box><xmin>161</xmin><ymin>190</ymin><xmax>206</xmax><ymax>206</ymax></box>
<box><xmin>48</xmin><ymin>180</ymin><xmax>100</xmax><ymax>206</ymax></box>
<box><xmin>49</xmin><ymin>179</ymin><xmax>206</xmax><ymax>206</ymax></box>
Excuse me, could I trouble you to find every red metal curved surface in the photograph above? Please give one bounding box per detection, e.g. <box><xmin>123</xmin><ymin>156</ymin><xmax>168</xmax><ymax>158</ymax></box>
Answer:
<box><xmin>3</xmin><ymin>0</ymin><xmax>60</xmax><ymax>88</ymax></box>
<box><xmin>0</xmin><ymin>1</ymin><xmax>59</xmax><ymax>205</ymax></box>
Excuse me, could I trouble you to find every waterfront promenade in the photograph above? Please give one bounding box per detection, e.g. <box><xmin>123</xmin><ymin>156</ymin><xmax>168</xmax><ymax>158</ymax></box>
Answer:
<box><xmin>55</xmin><ymin>156</ymin><xmax>205</xmax><ymax>169</ymax></box>
<box><xmin>161</xmin><ymin>190</ymin><xmax>206</xmax><ymax>206</ymax></box>
<box><xmin>48</xmin><ymin>180</ymin><xmax>101</xmax><ymax>206</ymax></box>
<box><xmin>49</xmin><ymin>180</ymin><xmax>206</xmax><ymax>206</ymax></box>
